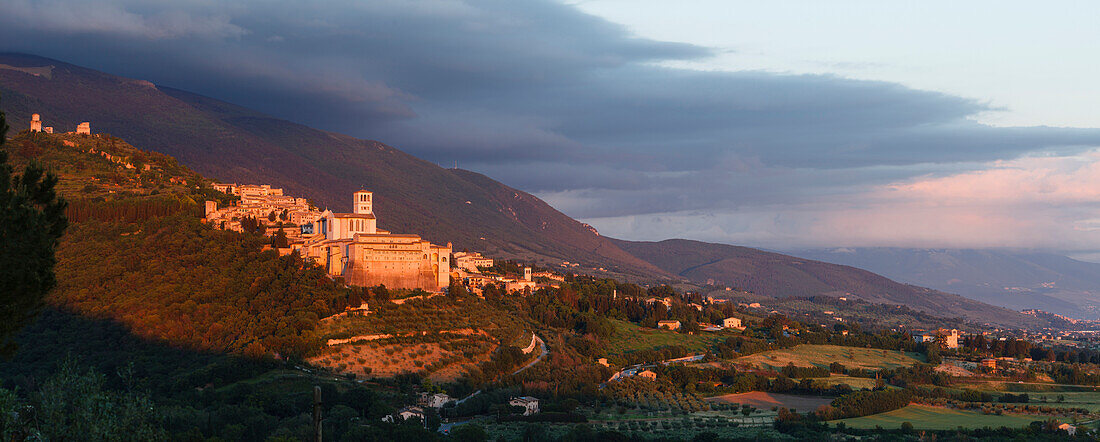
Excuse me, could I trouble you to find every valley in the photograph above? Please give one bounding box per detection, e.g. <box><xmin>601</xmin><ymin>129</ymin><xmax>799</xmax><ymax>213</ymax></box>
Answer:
<box><xmin>3</xmin><ymin>57</ymin><xmax>1100</xmax><ymax>441</ymax></box>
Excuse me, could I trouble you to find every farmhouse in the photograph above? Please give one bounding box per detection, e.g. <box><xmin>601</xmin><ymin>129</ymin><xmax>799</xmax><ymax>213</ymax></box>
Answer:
<box><xmin>657</xmin><ymin>320</ymin><xmax>681</xmax><ymax>331</ymax></box>
<box><xmin>1058</xmin><ymin>423</ymin><xmax>1076</xmax><ymax>436</ymax></box>
<box><xmin>722</xmin><ymin>317</ymin><xmax>742</xmax><ymax>328</ymax></box>
<box><xmin>912</xmin><ymin>329</ymin><xmax>960</xmax><ymax>349</ymax></box>
<box><xmin>509</xmin><ymin>396</ymin><xmax>540</xmax><ymax>415</ymax></box>
<box><xmin>418</xmin><ymin>392</ymin><xmax>453</xmax><ymax>408</ymax></box>
<box><xmin>637</xmin><ymin>369</ymin><xmax>657</xmax><ymax>380</ymax></box>
<box><xmin>382</xmin><ymin>406</ymin><xmax>427</xmax><ymax>426</ymax></box>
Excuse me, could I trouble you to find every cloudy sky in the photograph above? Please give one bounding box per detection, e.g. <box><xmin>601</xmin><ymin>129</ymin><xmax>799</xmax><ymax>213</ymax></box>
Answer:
<box><xmin>4</xmin><ymin>0</ymin><xmax>1100</xmax><ymax>255</ymax></box>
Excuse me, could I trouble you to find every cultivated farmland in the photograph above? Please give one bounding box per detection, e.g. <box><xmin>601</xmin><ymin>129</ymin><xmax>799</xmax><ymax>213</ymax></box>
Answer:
<box><xmin>735</xmin><ymin>344</ymin><xmax>923</xmax><ymax>371</ymax></box>
<box><xmin>833</xmin><ymin>404</ymin><xmax>1039</xmax><ymax>430</ymax></box>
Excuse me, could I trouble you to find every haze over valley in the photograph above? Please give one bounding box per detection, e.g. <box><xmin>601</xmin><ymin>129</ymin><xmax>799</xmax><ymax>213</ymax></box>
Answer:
<box><xmin>2</xmin><ymin>1</ymin><xmax>1100</xmax><ymax>440</ymax></box>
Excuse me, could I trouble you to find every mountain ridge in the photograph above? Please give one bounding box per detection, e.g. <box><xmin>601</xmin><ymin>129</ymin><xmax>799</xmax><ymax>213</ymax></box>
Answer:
<box><xmin>1</xmin><ymin>52</ymin><xmax>1054</xmax><ymax>329</ymax></box>
<box><xmin>612</xmin><ymin>238</ymin><xmax>1050</xmax><ymax>329</ymax></box>
<box><xmin>0</xmin><ymin>52</ymin><xmax>665</xmax><ymax>279</ymax></box>
<box><xmin>792</xmin><ymin>247</ymin><xmax>1100</xmax><ymax>320</ymax></box>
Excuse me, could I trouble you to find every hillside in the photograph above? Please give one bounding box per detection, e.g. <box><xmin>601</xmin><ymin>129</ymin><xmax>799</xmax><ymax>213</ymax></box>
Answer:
<box><xmin>2</xmin><ymin>53</ymin><xmax>1058</xmax><ymax>330</ymax></box>
<box><xmin>793</xmin><ymin>248</ymin><xmax>1100</xmax><ymax>320</ymax></box>
<box><xmin>4</xmin><ymin>130</ymin><xmax>345</xmax><ymax>358</ymax></box>
<box><xmin>0</xmin><ymin>53</ymin><xmax>664</xmax><ymax>279</ymax></box>
<box><xmin>612</xmin><ymin>238</ymin><xmax>1051</xmax><ymax>329</ymax></box>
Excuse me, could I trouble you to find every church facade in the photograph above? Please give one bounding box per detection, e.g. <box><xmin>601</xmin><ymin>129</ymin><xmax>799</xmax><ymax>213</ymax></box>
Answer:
<box><xmin>298</xmin><ymin>191</ymin><xmax>451</xmax><ymax>291</ymax></box>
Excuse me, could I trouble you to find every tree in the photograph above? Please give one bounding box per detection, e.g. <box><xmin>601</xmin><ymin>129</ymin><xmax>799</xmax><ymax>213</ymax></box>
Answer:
<box><xmin>450</xmin><ymin>423</ymin><xmax>487</xmax><ymax>442</ymax></box>
<box><xmin>272</xmin><ymin>228</ymin><xmax>288</xmax><ymax>248</ymax></box>
<box><xmin>0</xmin><ymin>101</ymin><xmax>68</xmax><ymax>355</ymax></box>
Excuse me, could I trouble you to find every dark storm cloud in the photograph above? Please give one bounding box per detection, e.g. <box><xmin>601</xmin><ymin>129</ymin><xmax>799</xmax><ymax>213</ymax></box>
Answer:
<box><xmin>4</xmin><ymin>0</ymin><xmax>1100</xmax><ymax>245</ymax></box>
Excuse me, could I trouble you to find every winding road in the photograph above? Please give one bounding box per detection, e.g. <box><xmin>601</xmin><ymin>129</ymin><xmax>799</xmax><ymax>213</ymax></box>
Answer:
<box><xmin>512</xmin><ymin>334</ymin><xmax>548</xmax><ymax>375</ymax></box>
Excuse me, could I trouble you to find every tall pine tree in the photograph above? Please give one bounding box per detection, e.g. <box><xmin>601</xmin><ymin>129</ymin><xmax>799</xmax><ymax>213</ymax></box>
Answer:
<box><xmin>0</xmin><ymin>100</ymin><xmax>68</xmax><ymax>355</ymax></box>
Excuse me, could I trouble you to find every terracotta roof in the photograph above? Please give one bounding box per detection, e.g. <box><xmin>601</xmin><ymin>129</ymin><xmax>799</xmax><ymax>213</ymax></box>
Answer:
<box><xmin>333</xmin><ymin>213</ymin><xmax>376</xmax><ymax>219</ymax></box>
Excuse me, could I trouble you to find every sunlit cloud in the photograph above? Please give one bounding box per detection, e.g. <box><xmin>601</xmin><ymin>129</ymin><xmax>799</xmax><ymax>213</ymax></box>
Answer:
<box><xmin>3</xmin><ymin>0</ymin><xmax>1100</xmax><ymax>252</ymax></box>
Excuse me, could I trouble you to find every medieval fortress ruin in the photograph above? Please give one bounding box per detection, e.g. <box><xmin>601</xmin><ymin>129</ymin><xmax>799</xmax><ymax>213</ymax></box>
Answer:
<box><xmin>29</xmin><ymin>113</ymin><xmax>90</xmax><ymax>135</ymax></box>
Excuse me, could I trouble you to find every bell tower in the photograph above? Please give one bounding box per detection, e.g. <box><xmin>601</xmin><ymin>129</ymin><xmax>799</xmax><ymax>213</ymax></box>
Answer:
<box><xmin>354</xmin><ymin>190</ymin><xmax>373</xmax><ymax>215</ymax></box>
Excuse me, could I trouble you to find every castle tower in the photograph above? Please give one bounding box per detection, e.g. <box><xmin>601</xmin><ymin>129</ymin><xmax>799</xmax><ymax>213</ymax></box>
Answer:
<box><xmin>30</xmin><ymin>114</ymin><xmax>42</xmax><ymax>132</ymax></box>
<box><xmin>353</xmin><ymin>190</ymin><xmax>373</xmax><ymax>215</ymax></box>
<box><xmin>76</xmin><ymin>122</ymin><xmax>91</xmax><ymax>135</ymax></box>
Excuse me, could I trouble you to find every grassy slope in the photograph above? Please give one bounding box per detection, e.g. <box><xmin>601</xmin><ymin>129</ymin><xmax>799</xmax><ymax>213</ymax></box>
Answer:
<box><xmin>614</xmin><ymin>238</ymin><xmax>1049</xmax><ymax>329</ymax></box>
<box><xmin>833</xmin><ymin>404</ymin><xmax>1038</xmax><ymax>430</ymax></box>
<box><xmin>734</xmin><ymin>344</ymin><xmax>924</xmax><ymax>372</ymax></box>
<box><xmin>705</xmin><ymin>391</ymin><xmax>834</xmax><ymax>411</ymax></box>
<box><xmin>603</xmin><ymin>319</ymin><xmax>727</xmax><ymax>357</ymax></box>
<box><xmin>310</xmin><ymin>295</ymin><xmax>530</xmax><ymax>381</ymax></box>
<box><xmin>0</xmin><ymin>53</ymin><xmax>665</xmax><ymax>279</ymax></box>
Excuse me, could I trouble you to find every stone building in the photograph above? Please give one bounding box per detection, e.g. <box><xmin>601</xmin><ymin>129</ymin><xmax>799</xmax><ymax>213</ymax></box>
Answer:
<box><xmin>912</xmin><ymin>329</ymin><xmax>960</xmax><ymax>349</ymax></box>
<box><xmin>453</xmin><ymin>251</ymin><xmax>493</xmax><ymax>272</ymax></box>
<box><xmin>299</xmin><ymin>190</ymin><xmax>451</xmax><ymax>291</ymax></box>
<box><xmin>657</xmin><ymin>320</ymin><xmax>681</xmax><ymax>331</ymax></box>
<box><xmin>76</xmin><ymin>122</ymin><xmax>91</xmax><ymax>135</ymax></box>
<box><xmin>30</xmin><ymin>114</ymin><xmax>42</xmax><ymax>132</ymax></box>
<box><xmin>508</xmin><ymin>397</ymin><xmax>540</xmax><ymax>415</ymax></box>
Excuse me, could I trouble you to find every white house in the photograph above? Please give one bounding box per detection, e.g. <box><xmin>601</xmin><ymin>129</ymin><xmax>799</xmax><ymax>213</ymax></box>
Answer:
<box><xmin>509</xmin><ymin>396</ymin><xmax>540</xmax><ymax>415</ymax></box>
<box><xmin>722</xmin><ymin>317</ymin><xmax>742</xmax><ymax>328</ymax></box>
<box><xmin>419</xmin><ymin>392</ymin><xmax>453</xmax><ymax>408</ymax></box>
<box><xmin>382</xmin><ymin>406</ymin><xmax>427</xmax><ymax>426</ymax></box>
<box><xmin>657</xmin><ymin>320</ymin><xmax>681</xmax><ymax>331</ymax></box>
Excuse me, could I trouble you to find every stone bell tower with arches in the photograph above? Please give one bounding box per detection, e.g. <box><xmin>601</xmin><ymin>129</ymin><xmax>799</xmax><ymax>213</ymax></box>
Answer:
<box><xmin>353</xmin><ymin>190</ymin><xmax>373</xmax><ymax>215</ymax></box>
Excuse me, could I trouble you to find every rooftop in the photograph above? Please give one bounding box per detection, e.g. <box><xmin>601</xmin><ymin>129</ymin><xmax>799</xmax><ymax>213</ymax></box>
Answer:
<box><xmin>333</xmin><ymin>213</ymin><xmax>376</xmax><ymax>219</ymax></box>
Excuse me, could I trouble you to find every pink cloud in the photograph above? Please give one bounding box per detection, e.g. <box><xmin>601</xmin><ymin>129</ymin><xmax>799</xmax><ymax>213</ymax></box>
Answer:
<box><xmin>585</xmin><ymin>150</ymin><xmax>1100</xmax><ymax>250</ymax></box>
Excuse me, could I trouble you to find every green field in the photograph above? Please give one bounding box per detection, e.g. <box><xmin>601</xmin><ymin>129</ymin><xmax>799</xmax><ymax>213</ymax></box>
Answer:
<box><xmin>735</xmin><ymin>344</ymin><xmax>924</xmax><ymax>371</ymax></box>
<box><xmin>485</xmin><ymin>421</ymin><xmax>781</xmax><ymax>441</ymax></box>
<box><xmin>604</xmin><ymin>319</ymin><xmax>726</xmax><ymax>357</ymax></box>
<box><xmin>833</xmin><ymin>405</ymin><xmax>1039</xmax><ymax>430</ymax></box>
<box><xmin>822</xmin><ymin>375</ymin><xmax>880</xmax><ymax>390</ymax></box>
<box><xmin>1035</xmin><ymin>392</ymin><xmax>1100</xmax><ymax>412</ymax></box>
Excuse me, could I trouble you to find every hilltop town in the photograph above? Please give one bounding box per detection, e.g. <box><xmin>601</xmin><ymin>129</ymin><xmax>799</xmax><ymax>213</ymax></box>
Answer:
<box><xmin>202</xmin><ymin>181</ymin><xmax>564</xmax><ymax>296</ymax></box>
<box><xmin>11</xmin><ymin>111</ymin><xmax>1100</xmax><ymax>441</ymax></box>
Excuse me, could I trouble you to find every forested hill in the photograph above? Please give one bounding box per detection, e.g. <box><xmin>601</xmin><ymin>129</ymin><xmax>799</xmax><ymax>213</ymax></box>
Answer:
<box><xmin>612</xmin><ymin>238</ymin><xmax>1053</xmax><ymax>329</ymax></box>
<box><xmin>0</xmin><ymin>53</ymin><xmax>665</xmax><ymax>279</ymax></box>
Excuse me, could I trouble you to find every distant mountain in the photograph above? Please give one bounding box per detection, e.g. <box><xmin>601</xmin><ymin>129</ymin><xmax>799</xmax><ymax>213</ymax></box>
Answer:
<box><xmin>0</xmin><ymin>53</ymin><xmax>1056</xmax><ymax>328</ymax></box>
<box><xmin>0</xmin><ymin>53</ymin><xmax>664</xmax><ymax>278</ymax></box>
<box><xmin>791</xmin><ymin>248</ymin><xmax>1100</xmax><ymax>320</ymax></box>
<box><xmin>612</xmin><ymin>239</ymin><xmax>1051</xmax><ymax>329</ymax></box>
